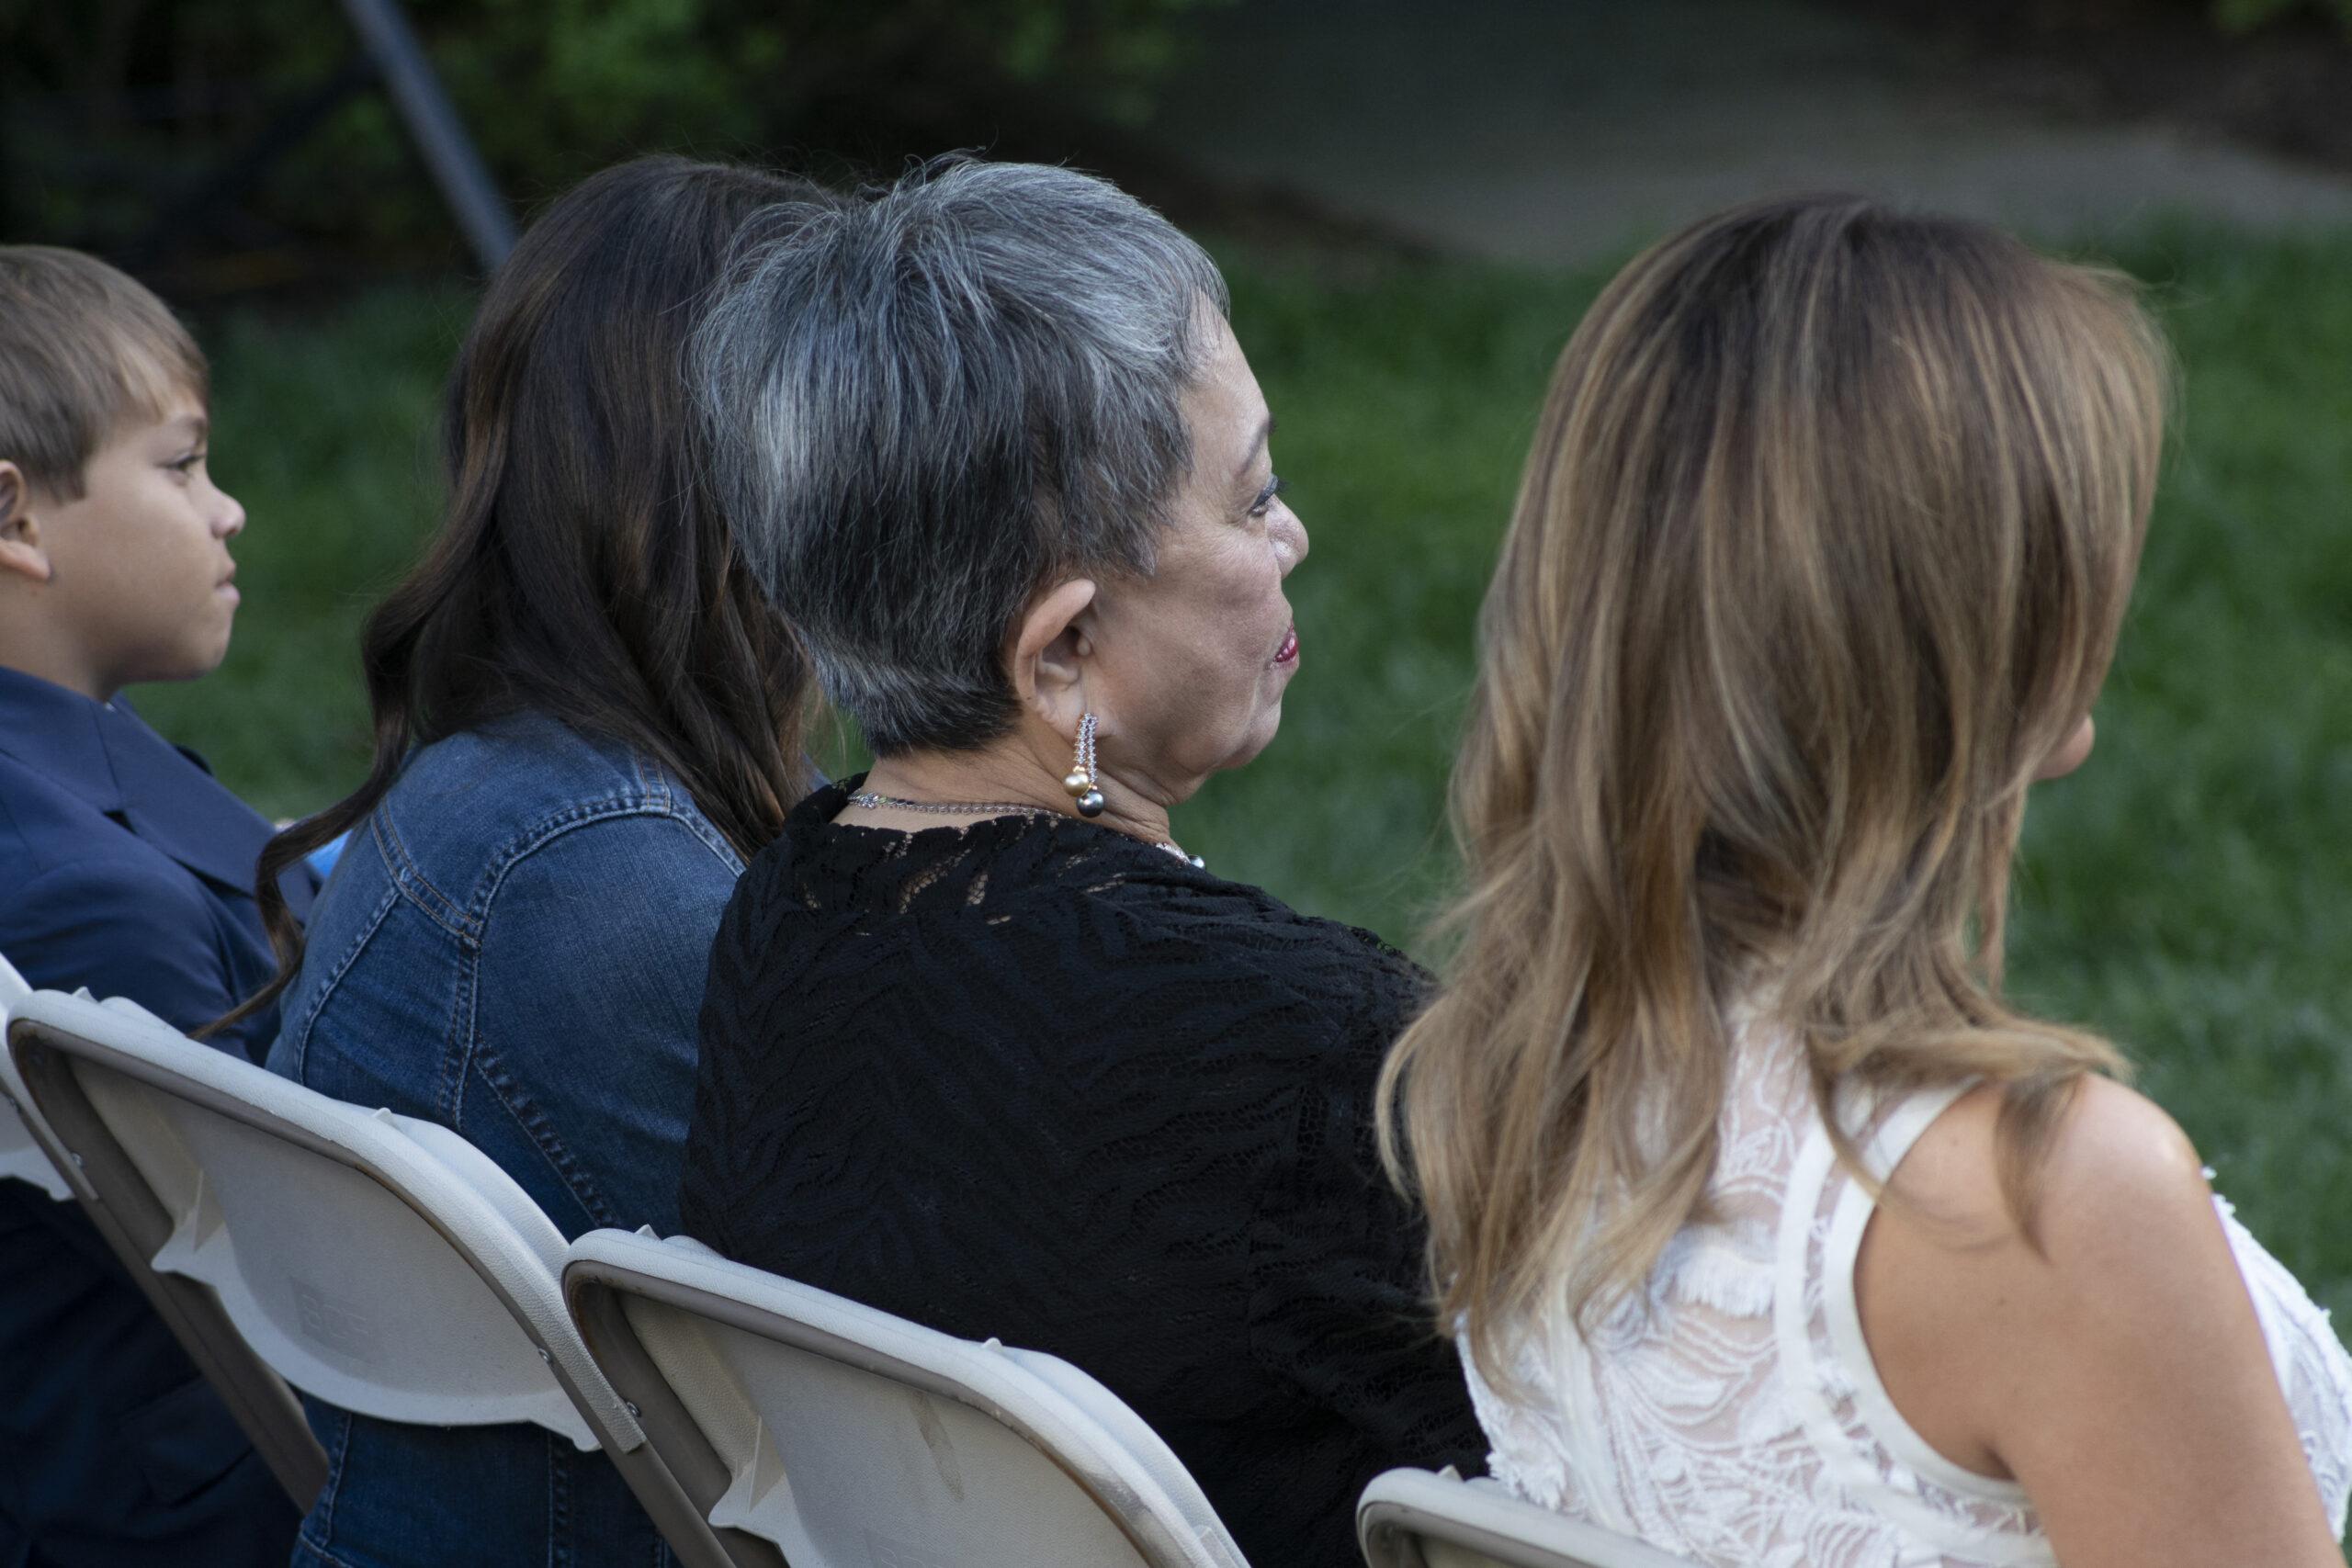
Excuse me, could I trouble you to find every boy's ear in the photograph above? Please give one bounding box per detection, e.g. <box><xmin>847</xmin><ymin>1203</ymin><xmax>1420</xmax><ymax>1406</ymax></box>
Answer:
<box><xmin>0</xmin><ymin>463</ymin><xmax>53</xmax><ymax>585</ymax></box>
<box><xmin>1007</xmin><ymin>577</ymin><xmax>1099</xmax><ymax>733</ymax></box>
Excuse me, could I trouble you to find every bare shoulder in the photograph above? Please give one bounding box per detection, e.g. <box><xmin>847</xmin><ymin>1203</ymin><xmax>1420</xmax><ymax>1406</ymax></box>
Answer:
<box><xmin>1883</xmin><ymin>1075</ymin><xmax>2211</xmax><ymax>1255</ymax></box>
<box><xmin>1922</xmin><ymin>1078</ymin><xmax>2221</xmax><ymax>1299</ymax></box>
<box><xmin>2030</xmin><ymin>1077</ymin><xmax>2215</xmax><ymax>1258</ymax></box>
<box><xmin>1863</xmin><ymin>1073</ymin><xmax>2342</xmax><ymax>1563</ymax></box>
<box><xmin>1858</xmin><ymin>1074</ymin><xmax>2237</xmax><ymax>1479</ymax></box>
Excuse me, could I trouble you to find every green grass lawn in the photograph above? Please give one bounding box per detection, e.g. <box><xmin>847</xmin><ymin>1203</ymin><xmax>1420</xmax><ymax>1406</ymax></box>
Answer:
<box><xmin>142</xmin><ymin>226</ymin><xmax>2352</xmax><ymax>1324</ymax></box>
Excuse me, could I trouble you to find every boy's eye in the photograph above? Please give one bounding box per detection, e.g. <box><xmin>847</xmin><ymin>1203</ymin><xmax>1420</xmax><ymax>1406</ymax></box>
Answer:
<box><xmin>167</xmin><ymin>451</ymin><xmax>205</xmax><ymax>476</ymax></box>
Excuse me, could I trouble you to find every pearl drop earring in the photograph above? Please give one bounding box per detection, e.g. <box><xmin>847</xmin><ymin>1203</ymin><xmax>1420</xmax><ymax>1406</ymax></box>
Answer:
<box><xmin>1062</xmin><ymin>712</ymin><xmax>1107</xmax><ymax>818</ymax></box>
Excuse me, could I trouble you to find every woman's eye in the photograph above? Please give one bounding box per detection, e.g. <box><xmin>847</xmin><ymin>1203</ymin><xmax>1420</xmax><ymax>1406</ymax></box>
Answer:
<box><xmin>1249</xmin><ymin>475</ymin><xmax>1285</xmax><ymax>518</ymax></box>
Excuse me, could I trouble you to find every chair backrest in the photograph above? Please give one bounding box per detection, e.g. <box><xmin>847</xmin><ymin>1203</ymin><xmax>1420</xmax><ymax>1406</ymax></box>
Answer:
<box><xmin>0</xmin><ymin>953</ymin><xmax>70</xmax><ymax>1201</ymax></box>
<box><xmin>5</xmin><ymin>986</ymin><xmax>651</xmax><ymax>1512</ymax></box>
<box><xmin>1357</xmin><ymin>1469</ymin><xmax>1704</xmax><ymax>1568</ymax></box>
<box><xmin>562</xmin><ymin>1227</ymin><xmax>1253</xmax><ymax>1568</ymax></box>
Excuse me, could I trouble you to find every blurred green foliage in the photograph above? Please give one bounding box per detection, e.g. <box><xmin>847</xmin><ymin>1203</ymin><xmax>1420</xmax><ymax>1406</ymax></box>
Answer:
<box><xmin>0</xmin><ymin>0</ymin><xmax>1227</xmax><ymax>254</ymax></box>
<box><xmin>2211</xmin><ymin>0</ymin><xmax>2352</xmax><ymax>35</ymax></box>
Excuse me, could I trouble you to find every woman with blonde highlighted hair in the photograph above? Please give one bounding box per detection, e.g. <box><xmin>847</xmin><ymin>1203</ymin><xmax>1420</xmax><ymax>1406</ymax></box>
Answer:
<box><xmin>1382</xmin><ymin>197</ymin><xmax>2352</xmax><ymax>1567</ymax></box>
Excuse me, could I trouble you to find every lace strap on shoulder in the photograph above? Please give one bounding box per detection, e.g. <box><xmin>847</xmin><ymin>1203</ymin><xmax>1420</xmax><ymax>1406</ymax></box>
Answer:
<box><xmin>1772</xmin><ymin>1079</ymin><xmax>2058</xmax><ymax>1565</ymax></box>
<box><xmin>2211</xmin><ymin>1192</ymin><xmax>2352</xmax><ymax>1535</ymax></box>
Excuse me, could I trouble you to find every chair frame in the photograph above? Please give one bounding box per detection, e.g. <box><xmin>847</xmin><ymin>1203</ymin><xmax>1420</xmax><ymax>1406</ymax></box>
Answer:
<box><xmin>8</xmin><ymin>991</ymin><xmax>710</xmax><ymax>1561</ymax></box>
<box><xmin>565</xmin><ymin>1235</ymin><xmax>1234</xmax><ymax>1568</ymax></box>
<box><xmin>0</xmin><ymin>954</ymin><xmax>71</xmax><ymax>1201</ymax></box>
<box><xmin>563</xmin><ymin>1254</ymin><xmax>791</xmax><ymax>1568</ymax></box>
<box><xmin>7</xmin><ymin>1008</ymin><xmax>332</xmax><ymax>1506</ymax></box>
<box><xmin>1358</xmin><ymin>1468</ymin><xmax>1702</xmax><ymax>1568</ymax></box>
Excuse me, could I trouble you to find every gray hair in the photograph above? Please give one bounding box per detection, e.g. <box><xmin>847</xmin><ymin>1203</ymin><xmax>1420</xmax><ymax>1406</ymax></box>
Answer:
<box><xmin>694</xmin><ymin>157</ymin><xmax>1231</xmax><ymax>754</ymax></box>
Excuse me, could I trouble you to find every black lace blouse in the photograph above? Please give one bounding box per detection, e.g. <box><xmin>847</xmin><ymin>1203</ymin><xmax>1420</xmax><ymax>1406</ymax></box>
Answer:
<box><xmin>678</xmin><ymin>779</ymin><xmax>1485</xmax><ymax>1567</ymax></box>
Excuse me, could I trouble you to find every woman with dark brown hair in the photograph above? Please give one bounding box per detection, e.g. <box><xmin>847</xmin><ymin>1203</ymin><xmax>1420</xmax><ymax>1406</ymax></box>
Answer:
<box><xmin>236</xmin><ymin>154</ymin><xmax>828</xmax><ymax>1568</ymax></box>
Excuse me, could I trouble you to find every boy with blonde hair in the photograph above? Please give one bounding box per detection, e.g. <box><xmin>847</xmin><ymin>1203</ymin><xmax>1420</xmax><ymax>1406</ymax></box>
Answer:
<box><xmin>0</xmin><ymin>246</ymin><xmax>307</xmax><ymax>1564</ymax></box>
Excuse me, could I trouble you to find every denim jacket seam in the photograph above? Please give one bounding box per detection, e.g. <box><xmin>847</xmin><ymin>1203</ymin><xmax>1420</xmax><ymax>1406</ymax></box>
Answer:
<box><xmin>296</xmin><ymin>1542</ymin><xmax>368</xmax><ymax>1568</ymax></box>
<box><xmin>469</xmin><ymin>1043</ymin><xmax>616</xmax><ymax>1233</ymax></box>
<box><xmin>628</xmin><ymin>758</ymin><xmax>740</xmax><ymax>873</ymax></box>
<box><xmin>444</xmin><ymin>925</ymin><xmax>483</xmax><ymax>1128</ymax></box>
<box><xmin>668</xmin><ymin>800</ymin><xmax>742</xmax><ymax>874</ymax></box>
<box><xmin>622</xmin><ymin>748</ymin><xmax>745</xmax><ymax>874</ymax></box>
<box><xmin>300</xmin><ymin>1404</ymin><xmax>355</xmax><ymax>1557</ymax></box>
<box><xmin>281</xmin><ymin>882</ymin><xmax>402</xmax><ymax>1085</ymax></box>
<box><xmin>370</xmin><ymin>807</ymin><xmax>480</xmax><ymax>945</ymax></box>
<box><xmin>454</xmin><ymin>800</ymin><xmax>713</xmax><ymax>1230</ymax></box>
<box><xmin>458</xmin><ymin>792</ymin><xmax>701</xmax><ymax>926</ymax></box>
<box><xmin>466</xmin><ymin>794</ymin><xmax>737</xmax><ymax>925</ymax></box>
<box><xmin>626</xmin><ymin>746</ymin><xmax>668</xmax><ymax>811</ymax></box>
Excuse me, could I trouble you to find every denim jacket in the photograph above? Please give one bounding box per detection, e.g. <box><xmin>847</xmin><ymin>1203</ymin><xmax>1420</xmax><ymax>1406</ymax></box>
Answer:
<box><xmin>266</xmin><ymin>712</ymin><xmax>746</xmax><ymax>1568</ymax></box>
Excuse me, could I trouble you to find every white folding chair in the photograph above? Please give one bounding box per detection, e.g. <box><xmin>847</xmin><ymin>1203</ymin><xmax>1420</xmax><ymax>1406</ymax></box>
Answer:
<box><xmin>2</xmin><ymin>986</ymin><xmax>707</xmax><ymax>1549</ymax></box>
<box><xmin>1358</xmin><ymin>1468</ymin><xmax>1703</xmax><ymax>1568</ymax></box>
<box><xmin>0</xmin><ymin>952</ymin><xmax>71</xmax><ymax>1200</ymax></box>
<box><xmin>562</xmin><ymin>1226</ymin><xmax>1253</xmax><ymax>1568</ymax></box>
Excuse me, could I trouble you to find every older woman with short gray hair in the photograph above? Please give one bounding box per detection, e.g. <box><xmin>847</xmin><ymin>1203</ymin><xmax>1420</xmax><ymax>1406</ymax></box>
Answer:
<box><xmin>676</xmin><ymin>158</ymin><xmax>1484</xmax><ymax>1566</ymax></box>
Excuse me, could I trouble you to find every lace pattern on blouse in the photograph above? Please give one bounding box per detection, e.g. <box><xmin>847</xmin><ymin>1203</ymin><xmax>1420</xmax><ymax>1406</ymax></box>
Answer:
<box><xmin>2220</xmin><ymin>1190</ymin><xmax>2352</xmax><ymax>1532</ymax></box>
<box><xmin>1465</xmin><ymin>1027</ymin><xmax>2352</xmax><ymax>1568</ymax></box>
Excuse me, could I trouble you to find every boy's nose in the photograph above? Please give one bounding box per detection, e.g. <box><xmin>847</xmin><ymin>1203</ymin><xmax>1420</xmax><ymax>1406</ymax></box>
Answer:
<box><xmin>214</xmin><ymin>489</ymin><xmax>247</xmax><ymax>539</ymax></box>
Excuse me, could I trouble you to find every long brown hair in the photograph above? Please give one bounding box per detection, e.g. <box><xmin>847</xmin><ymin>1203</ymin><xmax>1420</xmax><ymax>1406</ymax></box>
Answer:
<box><xmin>226</xmin><ymin>156</ymin><xmax>826</xmax><ymax>1031</ymax></box>
<box><xmin>1378</xmin><ymin>197</ymin><xmax>2171</xmax><ymax>1382</ymax></box>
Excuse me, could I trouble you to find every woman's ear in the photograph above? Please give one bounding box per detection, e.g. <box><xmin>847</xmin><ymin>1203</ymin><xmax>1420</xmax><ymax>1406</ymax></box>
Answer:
<box><xmin>0</xmin><ymin>463</ymin><xmax>53</xmax><ymax>585</ymax></box>
<box><xmin>2034</xmin><ymin>715</ymin><xmax>2097</xmax><ymax>782</ymax></box>
<box><xmin>1008</xmin><ymin>577</ymin><xmax>1099</xmax><ymax>732</ymax></box>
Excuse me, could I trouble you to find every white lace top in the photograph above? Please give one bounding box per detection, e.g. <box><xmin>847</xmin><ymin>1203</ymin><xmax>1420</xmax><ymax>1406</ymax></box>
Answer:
<box><xmin>1465</xmin><ymin>1029</ymin><xmax>2352</xmax><ymax>1567</ymax></box>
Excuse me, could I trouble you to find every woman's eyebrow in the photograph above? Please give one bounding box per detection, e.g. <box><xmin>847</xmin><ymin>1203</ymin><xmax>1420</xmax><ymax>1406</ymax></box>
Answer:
<box><xmin>1231</xmin><ymin>414</ymin><xmax>1274</xmax><ymax>483</ymax></box>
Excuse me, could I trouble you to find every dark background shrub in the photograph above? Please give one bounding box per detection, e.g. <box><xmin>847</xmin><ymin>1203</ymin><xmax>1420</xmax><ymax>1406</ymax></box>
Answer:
<box><xmin>0</xmin><ymin>0</ymin><xmax>1230</xmax><ymax>273</ymax></box>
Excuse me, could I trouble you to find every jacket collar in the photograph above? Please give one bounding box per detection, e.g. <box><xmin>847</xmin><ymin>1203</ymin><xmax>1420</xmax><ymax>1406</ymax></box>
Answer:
<box><xmin>0</xmin><ymin>665</ymin><xmax>122</xmax><ymax>811</ymax></box>
<box><xmin>0</xmin><ymin>666</ymin><xmax>312</xmax><ymax>918</ymax></box>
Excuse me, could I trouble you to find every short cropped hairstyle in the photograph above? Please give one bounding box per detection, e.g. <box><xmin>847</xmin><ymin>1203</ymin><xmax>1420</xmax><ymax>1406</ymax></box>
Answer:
<box><xmin>695</xmin><ymin>158</ymin><xmax>1230</xmax><ymax>754</ymax></box>
<box><xmin>0</xmin><ymin>246</ymin><xmax>209</xmax><ymax>500</ymax></box>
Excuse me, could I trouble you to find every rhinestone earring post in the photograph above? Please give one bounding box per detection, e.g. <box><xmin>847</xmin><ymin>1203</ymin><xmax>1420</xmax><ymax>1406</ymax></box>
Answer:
<box><xmin>1064</xmin><ymin>713</ymin><xmax>1107</xmax><ymax>818</ymax></box>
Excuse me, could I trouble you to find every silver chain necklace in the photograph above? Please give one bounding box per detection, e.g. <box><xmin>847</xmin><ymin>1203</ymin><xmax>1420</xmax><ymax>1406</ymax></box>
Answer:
<box><xmin>846</xmin><ymin>790</ymin><xmax>1204</xmax><ymax>869</ymax></box>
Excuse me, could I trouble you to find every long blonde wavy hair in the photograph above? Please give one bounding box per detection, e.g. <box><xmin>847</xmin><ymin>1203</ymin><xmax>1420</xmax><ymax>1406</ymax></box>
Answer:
<box><xmin>1378</xmin><ymin>197</ymin><xmax>2171</xmax><ymax>1381</ymax></box>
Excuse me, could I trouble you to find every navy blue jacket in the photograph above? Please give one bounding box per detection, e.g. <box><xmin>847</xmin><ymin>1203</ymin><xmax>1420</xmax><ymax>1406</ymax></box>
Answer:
<box><xmin>0</xmin><ymin>665</ymin><xmax>312</xmax><ymax>1567</ymax></box>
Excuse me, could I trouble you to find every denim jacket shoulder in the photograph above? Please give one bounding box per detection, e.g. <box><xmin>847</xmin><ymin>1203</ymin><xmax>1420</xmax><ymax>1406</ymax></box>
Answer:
<box><xmin>267</xmin><ymin>712</ymin><xmax>748</xmax><ymax>1235</ymax></box>
<box><xmin>368</xmin><ymin>712</ymin><xmax>738</xmax><ymax>931</ymax></box>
